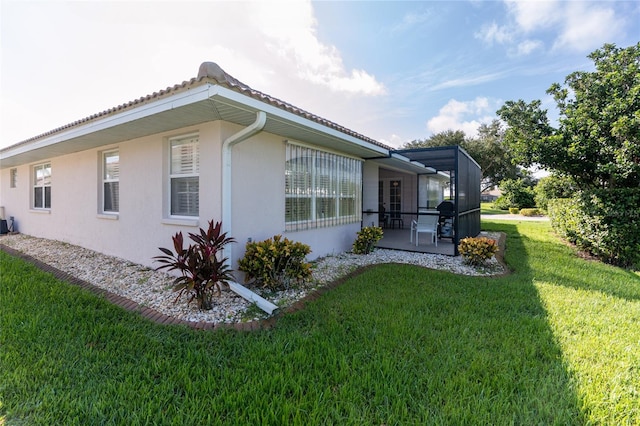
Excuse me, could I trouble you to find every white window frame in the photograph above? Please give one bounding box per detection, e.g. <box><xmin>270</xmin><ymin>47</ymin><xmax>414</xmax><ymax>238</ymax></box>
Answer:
<box><xmin>101</xmin><ymin>150</ymin><xmax>120</xmax><ymax>214</ymax></box>
<box><xmin>169</xmin><ymin>134</ymin><xmax>199</xmax><ymax>218</ymax></box>
<box><xmin>32</xmin><ymin>162</ymin><xmax>51</xmax><ymax>210</ymax></box>
<box><xmin>285</xmin><ymin>142</ymin><xmax>362</xmax><ymax>231</ymax></box>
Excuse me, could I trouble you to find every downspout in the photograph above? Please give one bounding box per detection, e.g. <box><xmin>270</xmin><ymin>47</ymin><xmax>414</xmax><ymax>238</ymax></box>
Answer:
<box><xmin>222</xmin><ymin>111</ymin><xmax>278</xmax><ymax>314</ymax></box>
<box><xmin>222</xmin><ymin>111</ymin><xmax>267</xmax><ymax>241</ymax></box>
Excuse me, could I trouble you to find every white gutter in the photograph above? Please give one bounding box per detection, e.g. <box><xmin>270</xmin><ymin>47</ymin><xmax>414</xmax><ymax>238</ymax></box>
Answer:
<box><xmin>222</xmin><ymin>110</ymin><xmax>267</xmax><ymax>242</ymax></box>
<box><xmin>0</xmin><ymin>85</ymin><xmax>214</xmax><ymax>168</ymax></box>
<box><xmin>211</xmin><ymin>86</ymin><xmax>389</xmax><ymax>157</ymax></box>
<box><xmin>221</xmin><ymin>110</ymin><xmax>278</xmax><ymax>315</ymax></box>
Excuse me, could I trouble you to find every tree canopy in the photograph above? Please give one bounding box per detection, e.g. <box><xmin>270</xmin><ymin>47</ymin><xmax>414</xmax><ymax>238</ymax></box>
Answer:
<box><xmin>402</xmin><ymin>121</ymin><xmax>520</xmax><ymax>192</ymax></box>
<box><xmin>497</xmin><ymin>43</ymin><xmax>640</xmax><ymax>189</ymax></box>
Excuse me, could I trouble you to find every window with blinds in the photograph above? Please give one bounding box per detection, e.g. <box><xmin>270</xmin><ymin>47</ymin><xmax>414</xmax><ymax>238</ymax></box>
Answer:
<box><xmin>285</xmin><ymin>143</ymin><xmax>362</xmax><ymax>231</ymax></box>
<box><xmin>102</xmin><ymin>150</ymin><xmax>119</xmax><ymax>213</ymax></box>
<box><xmin>170</xmin><ymin>135</ymin><xmax>199</xmax><ymax>217</ymax></box>
<box><xmin>33</xmin><ymin>162</ymin><xmax>51</xmax><ymax>209</ymax></box>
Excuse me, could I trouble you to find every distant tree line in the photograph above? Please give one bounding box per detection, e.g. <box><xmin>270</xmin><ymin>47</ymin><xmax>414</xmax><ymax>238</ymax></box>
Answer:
<box><xmin>402</xmin><ymin>121</ymin><xmax>527</xmax><ymax>193</ymax></box>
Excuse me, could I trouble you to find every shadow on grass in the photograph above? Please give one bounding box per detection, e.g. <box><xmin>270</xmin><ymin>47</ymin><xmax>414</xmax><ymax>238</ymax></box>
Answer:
<box><xmin>1</xmin><ymin>224</ymin><xmax>588</xmax><ymax>424</ymax></box>
<box><xmin>235</xmin><ymin>220</ymin><xmax>588</xmax><ymax>423</ymax></box>
<box><xmin>496</xmin><ymin>221</ymin><xmax>640</xmax><ymax>302</ymax></box>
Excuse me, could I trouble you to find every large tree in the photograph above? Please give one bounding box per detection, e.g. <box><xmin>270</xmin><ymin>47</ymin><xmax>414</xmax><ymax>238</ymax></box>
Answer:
<box><xmin>402</xmin><ymin>129</ymin><xmax>466</xmax><ymax>149</ymax></box>
<box><xmin>497</xmin><ymin>43</ymin><xmax>640</xmax><ymax>189</ymax></box>
<box><xmin>402</xmin><ymin>122</ymin><xmax>519</xmax><ymax>192</ymax></box>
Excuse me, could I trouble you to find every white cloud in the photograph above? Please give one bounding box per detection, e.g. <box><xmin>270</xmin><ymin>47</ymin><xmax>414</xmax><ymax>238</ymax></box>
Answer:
<box><xmin>391</xmin><ymin>10</ymin><xmax>433</xmax><ymax>34</ymax></box>
<box><xmin>505</xmin><ymin>0</ymin><xmax>561</xmax><ymax>33</ymax></box>
<box><xmin>431</xmin><ymin>71</ymin><xmax>508</xmax><ymax>90</ymax></box>
<box><xmin>474</xmin><ymin>22</ymin><xmax>513</xmax><ymax>45</ymax></box>
<box><xmin>426</xmin><ymin>97</ymin><xmax>500</xmax><ymax>137</ymax></box>
<box><xmin>477</xmin><ymin>0</ymin><xmax>627</xmax><ymax>55</ymax></box>
<box><xmin>552</xmin><ymin>3</ymin><xmax>622</xmax><ymax>52</ymax></box>
<box><xmin>249</xmin><ymin>1</ymin><xmax>386</xmax><ymax>96</ymax></box>
<box><xmin>513</xmin><ymin>39</ymin><xmax>543</xmax><ymax>56</ymax></box>
<box><xmin>379</xmin><ymin>134</ymin><xmax>407</xmax><ymax>149</ymax></box>
<box><xmin>0</xmin><ymin>0</ymin><xmax>386</xmax><ymax>147</ymax></box>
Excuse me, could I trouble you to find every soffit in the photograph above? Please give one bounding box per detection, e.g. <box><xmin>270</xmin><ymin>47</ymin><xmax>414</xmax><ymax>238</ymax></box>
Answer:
<box><xmin>0</xmin><ymin>93</ymin><xmax>386</xmax><ymax>168</ymax></box>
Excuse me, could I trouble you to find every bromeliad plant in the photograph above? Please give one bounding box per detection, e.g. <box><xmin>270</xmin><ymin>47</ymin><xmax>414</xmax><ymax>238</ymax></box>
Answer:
<box><xmin>154</xmin><ymin>220</ymin><xmax>235</xmax><ymax>310</ymax></box>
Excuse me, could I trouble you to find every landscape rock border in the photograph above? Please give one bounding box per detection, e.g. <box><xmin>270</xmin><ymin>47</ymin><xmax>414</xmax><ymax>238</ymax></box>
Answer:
<box><xmin>0</xmin><ymin>231</ymin><xmax>508</xmax><ymax>331</ymax></box>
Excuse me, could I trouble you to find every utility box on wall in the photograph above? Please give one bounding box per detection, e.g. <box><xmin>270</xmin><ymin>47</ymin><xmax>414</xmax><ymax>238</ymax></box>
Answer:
<box><xmin>0</xmin><ymin>206</ymin><xmax>6</xmax><ymax>234</ymax></box>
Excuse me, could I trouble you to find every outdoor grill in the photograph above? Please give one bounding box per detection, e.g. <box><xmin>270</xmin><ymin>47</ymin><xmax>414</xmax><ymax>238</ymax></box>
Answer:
<box><xmin>436</xmin><ymin>201</ymin><xmax>455</xmax><ymax>240</ymax></box>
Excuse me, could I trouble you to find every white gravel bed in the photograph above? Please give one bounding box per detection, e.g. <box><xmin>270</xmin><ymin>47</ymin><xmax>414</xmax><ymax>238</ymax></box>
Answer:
<box><xmin>0</xmin><ymin>232</ymin><xmax>504</xmax><ymax>324</ymax></box>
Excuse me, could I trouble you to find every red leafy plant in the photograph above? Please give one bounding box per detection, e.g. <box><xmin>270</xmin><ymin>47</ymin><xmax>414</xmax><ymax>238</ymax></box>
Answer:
<box><xmin>154</xmin><ymin>220</ymin><xmax>235</xmax><ymax>310</ymax></box>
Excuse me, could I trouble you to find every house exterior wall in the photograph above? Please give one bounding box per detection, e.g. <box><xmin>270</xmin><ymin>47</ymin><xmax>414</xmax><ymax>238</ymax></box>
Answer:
<box><xmin>362</xmin><ymin>161</ymin><xmax>380</xmax><ymax>227</ymax></box>
<box><xmin>0</xmin><ymin>165</ymin><xmax>29</xmax><ymax>229</ymax></box>
<box><xmin>379</xmin><ymin>168</ymin><xmax>417</xmax><ymax>214</ymax></box>
<box><xmin>1</xmin><ymin>120</ymin><xmax>370</xmax><ymax>271</ymax></box>
<box><xmin>228</xmin><ymin>128</ymin><xmax>365</xmax><ymax>270</ymax></box>
<box><xmin>0</xmin><ymin>122</ymin><xmax>223</xmax><ymax>268</ymax></box>
<box><xmin>227</xmin><ymin>126</ymin><xmax>284</xmax><ymax>270</ymax></box>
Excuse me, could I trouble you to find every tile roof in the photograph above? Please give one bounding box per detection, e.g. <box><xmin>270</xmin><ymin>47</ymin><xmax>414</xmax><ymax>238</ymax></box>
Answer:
<box><xmin>2</xmin><ymin>62</ymin><xmax>391</xmax><ymax>153</ymax></box>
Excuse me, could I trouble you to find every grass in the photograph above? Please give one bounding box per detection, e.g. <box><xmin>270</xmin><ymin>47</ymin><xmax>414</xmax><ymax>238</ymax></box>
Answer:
<box><xmin>480</xmin><ymin>202</ymin><xmax>508</xmax><ymax>215</ymax></box>
<box><xmin>1</xmin><ymin>221</ymin><xmax>639</xmax><ymax>424</ymax></box>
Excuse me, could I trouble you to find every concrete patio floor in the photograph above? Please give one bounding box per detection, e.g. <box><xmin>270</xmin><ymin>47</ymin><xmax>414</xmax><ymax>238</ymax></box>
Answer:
<box><xmin>376</xmin><ymin>227</ymin><xmax>456</xmax><ymax>256</ymax></box>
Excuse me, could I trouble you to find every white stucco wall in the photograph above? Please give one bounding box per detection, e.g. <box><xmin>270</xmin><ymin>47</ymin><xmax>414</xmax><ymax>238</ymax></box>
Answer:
<box><xmin>362</xmin><ymin>161</ymin><xmax>380</xmax><ymax>227</ymax></box>
<box><xmin>1</xmin><ymin>120</ymin><xmax>373</xmax><ymax>272</ymax></box>
<box><xmin>227</xmin><ymin>129</ymin><xmax>367</xmax><ymax>270</ymax></box>
<box><xmin>0</xmin><ymin>122</ymin><xmax>224</xmax><ymax>268</ymax></box>
<box><xmin>379</xmin><ymin>168</ymin><xmax>417</xmax><ymax>214</ymax></box>
<box><xmin>0</xmin><ymin>165</ymin><xmax>29</xmax><ymax>228</ymax></box>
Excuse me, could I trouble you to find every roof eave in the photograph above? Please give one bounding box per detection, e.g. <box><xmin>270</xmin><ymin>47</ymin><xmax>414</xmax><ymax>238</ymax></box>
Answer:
<box><xmin>0</xmin><ymin>82</ymin><xmax>389</xmax><ymax>169</ymax></box>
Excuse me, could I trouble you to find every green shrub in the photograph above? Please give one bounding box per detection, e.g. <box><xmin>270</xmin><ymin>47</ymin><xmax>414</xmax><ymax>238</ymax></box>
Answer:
<box><xmin>458</xmin><ymin>237</ymin><xmax>499</xmax><ymax>266</ymax></box>
<box><xmin>238</xmin><ymin>235</ymin><xmax>312</xmax><ymax>290</ymax></box>
<box><xmin>509</xmin><ymin>207</ymin><xmax>520</xmax><ymax>214</ymax></box>
<box><xmin>154</xmin><ymin>220</ymin><xmax>235</xmax><ymax>311</ymax></box>
<box><xmin>494</xmin><ymin>178</ymin><xmax>536</xmax><ymax>210</ymax></box>
<box><xmin>534</xmin><ymin>174</ymin><xmax>577</xmax><ymax>211</ymax></box>
<box><xmin>548</xmin><ymin>189</ymin><xmax>640</xmax><ymax>269</ymax></box>
<box><xmin>352</xmin><ymin>226</ymin><xmax>384</xmax><ymax>254</ymax></box>
<box><xmin>520</xmin><ymin>208</ymin><xmax>541</xmax><ymax>216</ymax></box>
<box><xmin>492</xmin><ymin>197</ymin><xmax>509</xmax><ymax>211</ymax></box>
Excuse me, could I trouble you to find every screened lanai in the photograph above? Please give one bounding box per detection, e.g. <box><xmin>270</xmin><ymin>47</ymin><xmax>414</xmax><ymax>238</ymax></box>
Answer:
<box><xmin>371</xmin><ymin>145</ymin><xmax>481</xmax><ymax>256</ymax></box>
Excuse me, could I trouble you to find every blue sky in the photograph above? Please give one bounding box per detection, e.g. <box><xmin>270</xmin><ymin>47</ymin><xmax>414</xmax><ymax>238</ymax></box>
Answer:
<box><xmin>1</xmin><ymin>0</ymin><xmax>639</xmax><ymax>150</ymax></box>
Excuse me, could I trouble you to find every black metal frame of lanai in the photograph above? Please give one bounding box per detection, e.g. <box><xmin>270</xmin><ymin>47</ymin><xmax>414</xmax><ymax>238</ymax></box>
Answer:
<box><xmin>370</xmin><ymin>145</ymin><xmax>481</xmax><ymax>256</ymax></box>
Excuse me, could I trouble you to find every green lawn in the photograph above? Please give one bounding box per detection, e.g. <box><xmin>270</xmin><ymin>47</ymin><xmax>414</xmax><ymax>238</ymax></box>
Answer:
<box><xmin>1</xmin><ymin>221</ymin><xmax>638</xmax><ymax>425</ymax></box>
<box><xmin>481</xmin><ymin>202</ymin><xmax>508</xmax><ymax>215</ymax></box>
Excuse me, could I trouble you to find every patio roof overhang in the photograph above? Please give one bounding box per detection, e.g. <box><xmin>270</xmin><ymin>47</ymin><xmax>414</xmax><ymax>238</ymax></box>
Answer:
<box><xmin>392</xmin><ymin>145</ymin><xmax>481</xmax><ymax>172</ymax></box>
<box><xmin>1</xmin><ymin>82</ymin><xmax>389</xmax><ymax>169</ymax></box>
<box><xmin>367</xmin><ymin>152</ymin><xmax>438</xmax><ymax>175</ymax></box>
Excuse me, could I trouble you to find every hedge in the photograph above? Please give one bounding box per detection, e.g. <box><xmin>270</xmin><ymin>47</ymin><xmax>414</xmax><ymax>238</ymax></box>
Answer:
<box><xmin>548</xmin><ymin>189</ymin><xmax>640</xmax><ymax>269</ymax></box>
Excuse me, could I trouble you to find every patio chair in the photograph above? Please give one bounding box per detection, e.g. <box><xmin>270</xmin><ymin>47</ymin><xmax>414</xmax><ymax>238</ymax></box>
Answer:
<box><xmin>411</xmin><ymin>214</ymin><xmax>438</xmax><ymax>247</ymax></box>
<box><xmin>378</xmin><ymin>204</ymin><xmax>389</xmax><ymax>228</ymax></box>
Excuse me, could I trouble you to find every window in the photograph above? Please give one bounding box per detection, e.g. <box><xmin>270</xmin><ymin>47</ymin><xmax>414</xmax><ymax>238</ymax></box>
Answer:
<box><xmin>10</xmin><ymin>168</ymin><xmax>17</xmax><ymax>188</ymax></box>
<box><xmin>33</xmin><ymin>162</ymin><xmax>51</xmax><ymax>209</ymax></box>
<box><xmin>102</xmin><ymin>150</ymin><xmax>119</xmax><ymax>213</ymax></box>
<box><xmin>170</xmin><ymin>135</ymin><xmax>199</xmax><ymax>217</ymax></box>
<box><xmin>285</xmin><ymin>143</ymin><xmax>362</xmax><ymax>231</ymax></box>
